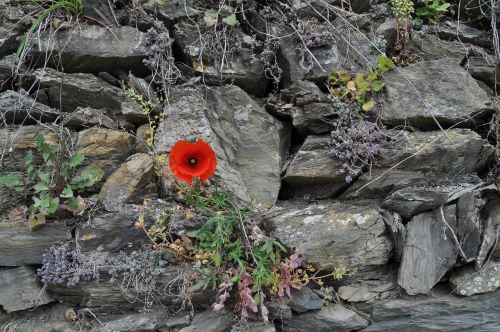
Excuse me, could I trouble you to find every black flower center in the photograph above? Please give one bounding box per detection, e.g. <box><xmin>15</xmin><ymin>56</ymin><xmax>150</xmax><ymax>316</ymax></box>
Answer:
<box><xmin>188</xmin><ymin>157</ymin><xmax>197</xmax><ymax>166</ymax></box>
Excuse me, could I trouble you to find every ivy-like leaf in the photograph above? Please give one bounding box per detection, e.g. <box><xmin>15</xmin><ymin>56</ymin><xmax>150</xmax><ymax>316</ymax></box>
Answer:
<box><xmin>0</xmin><ymin>173</ymin><xmax>23</xmax><ymax>190</ymax></box>
<box><xmin>222</xmin><ymin>13</ymin><xmax>238</xmax><ymax>26</ymax></box>
<box><xmin>33</xmin><ymin>182</ymin><xmax>50</xmax><ymax>193</ymax></box>
<box><xmin>68</xmin><ymin>153</ymin><xmax>85</xmax><ymax>168</ymax></box>
<box><xmin>60</xmin><ymin>186</ymin><xmax>74</xmax><ymax>198</ymax></box>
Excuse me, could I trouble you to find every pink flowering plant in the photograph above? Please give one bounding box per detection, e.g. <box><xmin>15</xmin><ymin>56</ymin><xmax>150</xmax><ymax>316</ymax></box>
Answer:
<box><xmin>143</xmin><ymin>188</ymin><xmax>344</xmax><ymax>321</ymax></box>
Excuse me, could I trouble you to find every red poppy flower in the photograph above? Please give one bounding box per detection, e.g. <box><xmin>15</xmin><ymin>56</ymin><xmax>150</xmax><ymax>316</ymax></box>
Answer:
<box><xmin>169</xmin><ymin>139</ymin><xmax>217</xmax><ymax>185</ymax></box>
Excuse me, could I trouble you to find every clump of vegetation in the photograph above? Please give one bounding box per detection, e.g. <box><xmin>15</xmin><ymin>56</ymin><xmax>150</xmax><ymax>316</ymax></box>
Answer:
<box><xmin>390</xmin><ymin>0</ymin><xmax>414</xmax><ymax>51</ymax></box>
<box><xmin>142</xmin><ymin>185</ymin><xmax>349</xmax><ymax>321</ymax></box>
<box><xmin>17</xmin><ymin>0</ymin><xmax>83</xmax><ymax>59</ymax></box>
<box><xmin>124</xmin><ymin>82</ymin><xmax>163</xmax><ymax>148</ymax></box>
<box><xmin>0</xmin><ymin>133</ymin><xmax>103</xmax><ymax>229</ymax></box>
<box><xmin>415</xmin><ymin>0</ymin><xmax>450</xmax><ymax>25</ymax></box>
<box><xmin>327</xmin><ymin>55</ymin><xmax>394</xmax><ymax>112</ymax></box>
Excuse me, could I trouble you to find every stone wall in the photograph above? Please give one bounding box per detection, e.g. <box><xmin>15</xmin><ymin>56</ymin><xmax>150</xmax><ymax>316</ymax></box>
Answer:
<box><xmin>0</xmin><ymin>0</ymin><xmax>499</xmax><ymax>331</ymax></box>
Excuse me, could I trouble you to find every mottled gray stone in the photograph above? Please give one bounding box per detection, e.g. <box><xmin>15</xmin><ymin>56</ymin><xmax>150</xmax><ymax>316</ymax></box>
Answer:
<box><xmin>450</xmin><ymin>261</ymin><xmax>500</xmax><ymax>296</ymax></box>
<box><xmin>31</xmin><ymin>25</ymin><xmax>149</xmax><ymax>75</ymax></box>
<box><xmin>179</xmin><ymin>310</ymin><xmax>233</xmax><ymax>332</ymax></box>
<box><xmin>338</xmin><ymin>285</ymin><xmax>377</xmax><ymax>303</ymax></box>
<box><xmin>267</xmin><ymin>200</ymin><xmax>393</xmax><ymax>272</ymax></box>
<box><xmin>154</xmin><ymin>85</ymin><xmax>282</xmax><ymax>206</ymax></box>
<box><xmin>456</xmin><ymin>192</ymin><xmax>483</xmax><ymax>262</ymax></box>
<box><xmin>380</xmin><ymin>59</ymin><xmax>492</xmax><ymax>129</ymax></box>
<box><xmin>121</xmin><ymin>101</ymin><xmax>149</xmax><ymax>125</ymax></box>
<box><xmin>362</xmin><ymin>288</ymin><xmax>500</xmax><ymax>331</ymax></box>
<box><xmin>288</xmin><ymin>287</ymin><xmax>323</xmax><ymax>313</ymax></box>
<box><xmin>63</xmin><ymin>107</ymin><xmax>116</xmax><ymax>130</ymax></box>
<box><xmin>398</xmin><ymin>205</ymin><xmax>459</xmax><ymax>295</ymax></box>
<box><xmin>0</xmin><ymin>3</ymin><xmax>28</xmax><ymax>57</ymax></box>
<box><xmin>281</xmin><ymin>135</ymin><xmax>349</xmax><ymax>199</ymax></box>
<box><xmin>281</xmin><ymin>305</ymin><xmax>369</xmax><ymax>332</ymax></box>
<box><xmin>31</xmin><ymin>68</ymin><xmax>127</xmax><ymax>113</ymax></box>
<box><xmin>0</xmin><ymin>89</ymin><xmax>59</xmax><ymax>124</ymax></box>
<box><xmin>0</xmin><ymin>266</ymin><xmax>54</xmax><ymax>312</ymax></box>
<box><xmin>428</xmin><ymin>22</ymin><xmax>492</xmax><ymax>49</ymax></box>
<box><xmin>382</xmin><ymin>211</ymin><xmax>405</xmax><ymax>261</ymax></box>
<box><xmin>91</xmin><ymin>311</ymin><xmax>191</xmax><ymax>332</ymax></box>
<box><xmin>98</xmin><ymin>153</ymin><xmax>155</xmax><ymax>212</ymax></box>
<box><xmin>0</xmin><ymin>221</ymin><xmax>69</xmax><ymax>266</ymax></box>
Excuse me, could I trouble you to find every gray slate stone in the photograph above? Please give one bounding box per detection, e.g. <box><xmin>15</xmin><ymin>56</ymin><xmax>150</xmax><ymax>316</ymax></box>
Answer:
<box><xmin>31</xmin><ymin>68</ymin><xmax>127</xmax><ymax>113</ymax></box>
<box><xmin>31</xmin><ymin>25</ymin><xmax>149</xmax><ymax>75</ymax></box>
<box><xmin>338</xmin><ymin>285</ymin><xmax>378</xmax><ymax>303</ymax></box>
<box><xmin>98</xmin><ymin>153</ymin><xmax>155</xmax><ymax>212</ymax></box>
<box><xmin>92</xmin><ymin>311</ymin><xmax>191</xmax><ymax>332</ymax></box>
<box><xmin>363</xmin><ymin>288</ymin><xmax>500</xmax><ymax>331</ymax></box>
<box><xmin>78</xmin><ymin>205</ymin><xmax>153</xmax><ymax>257</ymax></box>
<box><xmin>280</xmin><ymin>304</ymin><xmax>369</xmax><ymax>332</ymax></box>
<box><xmin>179</xmin><ymin>310</ymin><xmax>233</xmax><ymax>332</ymax></box>
<box><xmin>267</xmin><ymin>200</ymin><xmax>393</xmax><ymax>272</ymax></box>
<box><xmin>456</xmin><ymin>192</ymin><xmax>483</xmax><ymax>262</ymax></box>
<box><xmin>0</xmin><ymin>266</ymin><xmax>54</xmax><ymax>312</ymax></box>
<box><xmin>0</xmin><ymin>90</ymin><xmax>59</xmax><ymax>124</ymax></box>
<box><xmin>0</xmin><ymin>221</ymin><xmax>69</xmax><ymax>266</ymax></box>
<box><xmin>63</xmin><ymin>107</ymin><xmax>116</xmax><ymax>130</ymax></box>
<box><xmin>450</xmin><ymin>261</ymin><xmax>500</xmax><ymax>296</ymax></box>
<box><xmin>281</xmin><ymin>135</ymin><xmax>349</xmax><ymax>199</ymax></box>
<box><xmin>398</xmin><ymin>205</ymin><xmax>459</xmax><ymax>295</ymax></box>
<box><xmin>154</xmin><ymin>85</ymin><xmax>282</xmax><ymax>206</ymax></box>
<box><xmin>288</xmin><ymin>287</ymin><xmax>323</xmax><ymax>313</ymax></box>
<box><xmin>0</xmin><ymin>3</ymin><xmax>28</xmax><ymax>57</ymax></box>
<box><xmin>380</xmin><ymin>59</ymin><xmax>492</xmax><ymax>129</ymax></box>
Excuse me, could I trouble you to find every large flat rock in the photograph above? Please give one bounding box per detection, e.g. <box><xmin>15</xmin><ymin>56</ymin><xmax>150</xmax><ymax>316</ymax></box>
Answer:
<box><xmin>0</xmin><ymin>221</ymin><xmax>69</xmax><ymax>266</ymax></box>
<box><xmin>154</xmin><ymin>85</ymin><xmax>282</xmax><ymax>206</ymax></box>
<box><xmin>0</xmin><ymin>90</ymin><xmax>59</xmax><ymax>125</ymax></box>
<box><xmin>398</xmin><ymin>205</ymin><xmax>458</xmax><ymax>295</ymax></box>
<box><xmin>280</xmin><ymin>304</ymin><xmax>369</xmax><ymax>332</ymax></box>
<box><xmin>266</xmin><ymin>200</ymin><xmax>393</xmax><ymax>272</ymax></box>
<box><xmin>31</xmin><ymin>25</ymin><xmax>149</xmax><ymax>75</ymax></box>
<box><xmin>0</xmin><ymin>266</ymin><xmax>54</xmax><ymax>312</ymax></box>
<box><xmin>380</xmin><ymin>59</ymin><xmax>492</xmax><ymax>129</ymax></box>
<box><xmin>362</xmin><ymin>288</ymin><xmax>500</xmax><ymax>331</ymax></box>
<box><xmin>281</xmin><ymin>135</ymin><xmax>349</xmax><ymax>199</ymax></box>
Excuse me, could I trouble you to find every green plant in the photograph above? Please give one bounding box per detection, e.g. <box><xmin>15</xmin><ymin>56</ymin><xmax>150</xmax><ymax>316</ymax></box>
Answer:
<box><xmin>415</xmin><ymin>0</ymin><xmax>450</xmax><ymax>25</ymax></box>
<box><xmin>17</xmin><ymin>0</ymin><xmax>83</xmax><ymax>58</ymax></box>
<box><xmin>141</xmin><ymin>186</ymin><xmax>348</xmax><ymax>321</ymax></box>
<box><xmin>390</xmin><ymin>0</ymin><xmax>414</xmax><ymax>51</ymax></box>
<box><xmin>327</xmin><ymin>55</ymin><xmax>394</xmax><ymax>111</ymax></box>
<box><xmin>0</xmin><ymin>133</ymin><xmax>102</xmax><ymax>229</ymax></box>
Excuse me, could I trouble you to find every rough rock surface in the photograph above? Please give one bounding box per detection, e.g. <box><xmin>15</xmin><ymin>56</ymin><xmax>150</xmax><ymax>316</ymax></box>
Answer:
<box><xmin>363</xmin><ymin>288</ymin><xmax>500</xmax><ymax>331</ymax></box>
<box><xmin>398</xmin><ymin>205</ymin><xmax>459</xmax><ymax>295</ymax></box>
<box><xmin>281</xmin><ymin>135</ymin><xmax>348</xmax><ymax>199</ymax></box>
<box><xmin>0</xmin><ymin>266</ymin><xmax>54</xmax><ymax>312</ymax></box>
<box><xmin>178</xmin><ymin>310</ymin><xmax>233</xmax><ymax>332</ymax></box>
<box><xmin>31</xmin><ymin>25</ymin><xmax>150</xmax><ymax>75</ymax></box>
<box><xmin>75</xmin><ymin>127</ymin><xmax>134</xmax><ymax>177</ymax></box>
<box><xmin>0</xmin><ymin>90</ymin><xmax>59</xmax><ymax>124</ymax></box>
<box><xmin>281</xmin><ymin>304</ymin><xmax>369</xmax><ymax>332</ymax></box>
<box><xmin>98</xmin><ymin>153</ymin><xmax>155</xmax><ymax>212</ymax></box>
<box><xmin>0</xmin><ymin>221</ymin><xmax>69</xmax><ymax>266</ymax></box>
<box><xmin>154</xmin><ymin>85</ymin><xmax>282</xmax><ymax>205</ymax></box>
<box><xmin>267</xmin><ymin>200</ymin><xmax>393</xmax><ymax>272</ymax></box>
<box><xmin>449</xmin><ymin>261</ymin><xmax>500</xmax><ymax>296</ymax></box>
<box><xmin>91</xmin><ymin>311</ymin><xmax>191</xmax><ymax>332</ymax></box>
<box><xmin>32</xmin><ymin>68</ymin><xmax>127</xmax><ymax>113</ymax></box>
<box><xmin>380</xmin><ymin>59</ymin><xmax>492</xmax><ymax>128</ymax></box>
<box><xmin>288</xmin><ymin>287</ymin><xmax>323</xmax><ymax>313</ymax></box>
<box><xmin>63</xmin><ymin>107</ymin><xmax>116</xmax><ymax>130</ymax></box>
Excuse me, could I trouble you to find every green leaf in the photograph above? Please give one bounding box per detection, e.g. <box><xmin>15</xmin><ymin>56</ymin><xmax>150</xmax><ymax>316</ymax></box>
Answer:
<box><xmin>71</xmin><ymin>166</ymin><xmax>103</xmax><ymax>189</ymax></box>
<box><xmin>188</xmin><ymin>280</ymin><xmax>208</xmax><ymax>292</ymax></box>
<box><xmin>60</xmin><ymin>186</ymin><xmax>74</xmax><ymax>198</ymax></box>
<box><xmin>0</xmin><ymin>173</ymin><xmax>22</xmax><ymax>189</ymax></box>
<box><xmin>66</xmin><ymin>196</ymin><xmax>86</xmax><ymax>214</ymax></box>
<box><xmin>214</xmin><ymin>252</ymin><xmax>222</xmax><ymax>267</ymax></box>
<box><xmin>437</xmin><ymin>3</ymin><xmax>451</xmax><ymax>11</ymax></box>
<box><xmin>222</xmin><ymin>13</ymin><xmax>238</xmax><ymax>26</ymax></box>
<box><xmin>362</xmin><ymin>100</ymin><xmax>375</xmax><ymax>112</ymax></box>
<box><xmin>253</xmin><ymin>292</ymin><xmax>261</xmax><ymax>304</ymax></box>
<box><xmin>37</xmin><ymin>171</ymin><xmax>51</xmax><ymax>184</ymax></box>
<box><xmin>68</xmin><ymin>153</ymin><xmax>85</xmax><ymax>168</ymax></box>
<box><xmin>33</xmin><ymin>182</ymin><xmax>50</xmax><ymax>193</ymax></box>
<box><xmin>371</xmin><ymin>80</ymin><xmax>385</xmax><ymax>92</ymax></box>
<box><xmin>33</xmin><ymin>194</ymin><xmax>59</xmax><ymax>215</ymax></box>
